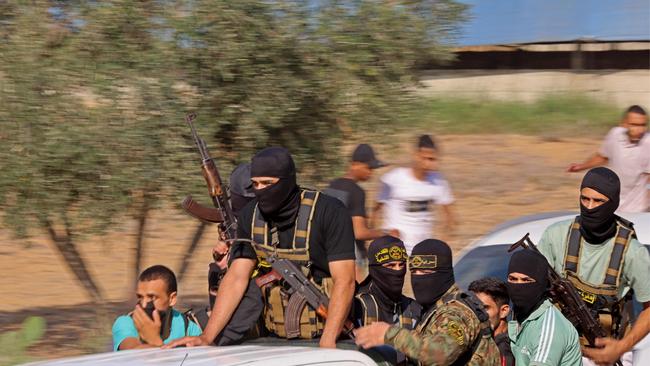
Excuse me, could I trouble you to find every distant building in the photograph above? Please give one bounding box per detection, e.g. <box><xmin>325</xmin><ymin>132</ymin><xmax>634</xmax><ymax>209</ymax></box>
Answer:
<box><xmin>420</xmin><ymin>0</ymin><xmax>650</xmax><ymax>106</ymax></box>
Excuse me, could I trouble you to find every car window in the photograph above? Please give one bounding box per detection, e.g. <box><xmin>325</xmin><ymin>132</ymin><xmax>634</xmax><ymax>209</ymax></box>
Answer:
<box><xmin>455</xmin><ymin>245</ymin><xmax>512</xmax><ymax>291</ymax></box>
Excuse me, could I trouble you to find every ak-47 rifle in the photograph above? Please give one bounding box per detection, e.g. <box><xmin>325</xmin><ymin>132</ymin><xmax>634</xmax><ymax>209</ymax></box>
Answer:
<box><xmin>181</xmin><ymin>113</ymin><xmax>237</xmax><ymax>260</ymax></box>
<box><xmin>509</xmin><ymin>233</ymin><xmax>622</xmax><ymax>366</ymax></box>
<box><xmin>252</xmin><ymin>247</ymin><xmax>355</xmax><ymax>339</ymax></box>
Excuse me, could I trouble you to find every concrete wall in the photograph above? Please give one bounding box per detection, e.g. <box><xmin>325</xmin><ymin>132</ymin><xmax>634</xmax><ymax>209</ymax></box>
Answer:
<box><xmin>419</xmin><ymin>69</ymin><xmax>650</xmax><ymax>108</ymax></box>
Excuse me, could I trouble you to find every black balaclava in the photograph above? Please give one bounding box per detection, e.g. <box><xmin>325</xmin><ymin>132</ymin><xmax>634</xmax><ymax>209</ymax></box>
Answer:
<box><xmin>409</xmin><ymin>239</ymin><xmax>455</xmax><ymax>309</ymax></box>
<box><xmin>506</xmin><ymin>250</ymin><xmax>549</xmax><ymax>322</ymax></box>
<box><xmin>368</xmin><ymin>235</ymin><xmax>408</xmax><ymax>302</ymax></box>
<box><xmin>250</xmin><ymin>147</ymin><xmax>300</xmax><ymax>227</ymax></box>
<box><xmin>579</xmin><ymin>167</ymin><xmax>620</xmax><ymax>244</ymax></box>
<box><xmin>229</xmin><ymin>163</ymin><xmax>256</xmax><ymax>216</ymax></box>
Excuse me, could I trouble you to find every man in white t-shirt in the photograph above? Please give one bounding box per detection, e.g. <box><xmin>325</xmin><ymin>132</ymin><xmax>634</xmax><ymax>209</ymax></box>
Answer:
<box><xmin>567</xmin><ymin>105</ymin><xmax>650</xmax><ymax>212</ymax></box>
<box><xmin>374</xmin><ymin>135</ymin><xmax>455</xmax><ymax>254</ymax></box>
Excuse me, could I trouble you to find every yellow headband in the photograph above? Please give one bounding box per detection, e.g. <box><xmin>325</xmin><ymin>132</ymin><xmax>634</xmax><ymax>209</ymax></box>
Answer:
<box><xmin>408</xmin><ymin>254</ymin><xmax>438</xmax><ymax>269</ymax></box>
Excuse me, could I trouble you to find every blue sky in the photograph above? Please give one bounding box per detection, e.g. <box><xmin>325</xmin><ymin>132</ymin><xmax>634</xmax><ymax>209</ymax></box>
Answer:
<box><xmin>458</xmin><ymin>0</ymin><xmax>650</xmax><ymax>46</ymax></box>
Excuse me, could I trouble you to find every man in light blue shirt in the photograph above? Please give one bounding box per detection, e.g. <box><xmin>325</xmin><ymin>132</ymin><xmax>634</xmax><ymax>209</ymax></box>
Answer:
<box><xmin>112</xmin><ymin>265</ymin><xmax>201</xmax><ymax>351</ymax></box>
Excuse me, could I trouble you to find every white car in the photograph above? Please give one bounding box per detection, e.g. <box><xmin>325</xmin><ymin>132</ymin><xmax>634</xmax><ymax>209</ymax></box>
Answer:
<box><xmin>454</xmin><ymin>211</ymin><xmax>650</xmax><ymax>364</ymax></box>
<box><xmin>21</xmin><ymin>344</ymin><xmax>377</xmax><ymax>366</ymax></box>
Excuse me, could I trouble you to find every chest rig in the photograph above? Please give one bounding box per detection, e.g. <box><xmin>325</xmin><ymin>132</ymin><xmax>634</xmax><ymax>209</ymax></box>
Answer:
<box><xmin>250</xmin><ymin>189</ymin><xmax>332</xmax><ymax>339</ymax></box>
<box><xmin>416</xmin><ymin>288</ymin><xmax>493</xmax><ymax>366</ymax></box>
<box><xmin>562</xmin><ymin>216</ymin><xmax>636</xmax><ymax>338</ymax></box>
<box><xmin>355</xmin><ymin>291</ymin><xmax>418</xmax><ymax>330</ymax></box>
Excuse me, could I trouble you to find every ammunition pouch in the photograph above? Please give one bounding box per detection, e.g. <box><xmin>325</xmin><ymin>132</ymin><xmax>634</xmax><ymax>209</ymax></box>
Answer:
<box><xmin>355</xmin><ymin>291</ymin><xmax>418</xmax><ymax>330</ymax></box>
<box><xmin>250</xmin><ymin>189</ymin><xmax>328</xmax><ymax>339</ymax></box>
<box><xmin>262</xmin><ymin>277</ymin><xmax>333</xmax><ymax>339</ymax></box>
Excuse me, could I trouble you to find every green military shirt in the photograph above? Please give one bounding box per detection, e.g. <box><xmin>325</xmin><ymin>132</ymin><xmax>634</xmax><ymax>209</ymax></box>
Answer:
<box><xmin>384</xmin><ymin>285</ymin><xmax>500</xmax><ymax>366</ymax></box>
<box><xmin>537</xmin><ymin>219</ymin><xmax>650</xmax><ymax>302</ymax></box>
<box><xmin>508</xmin><ymin>299</ymin><xmax>582</xmax><ymax>366</ymax></box>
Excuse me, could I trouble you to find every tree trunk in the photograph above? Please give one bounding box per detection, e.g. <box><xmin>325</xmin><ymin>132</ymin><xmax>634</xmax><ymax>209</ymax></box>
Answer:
<box><xmin>133</xmin><ymin>197</ymin><xmax>150</xmax><ymax>283</ymax></box>
<box><xmin>176</xmin><ymin>221</ymin><xmax>207</xmax><ymax>284</ymax></box>
<box><xmin>42</xmin><ymin>217</ymin><xmax>105</xmax><ymax>303</ymax></box>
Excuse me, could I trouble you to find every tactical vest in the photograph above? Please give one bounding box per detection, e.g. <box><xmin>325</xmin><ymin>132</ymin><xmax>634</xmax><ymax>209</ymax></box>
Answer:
<box><xmin>562</xmin><ymin>216</ymin><xmax>636</xmax><ymax>338</ymax></box>
<box><xmin>251</xmin><ymin>189</ymin><xmax>331</xmax><ymax>339</ymax></box>
<box><xmin>416</xmin><ymin>289</ymin><xmax>493</xmax><ymax>366</ymax></box>
<box><xmin>355</xmin><ymin>291</ymin><xmax>418</xmax><ymax>330</ymax></box>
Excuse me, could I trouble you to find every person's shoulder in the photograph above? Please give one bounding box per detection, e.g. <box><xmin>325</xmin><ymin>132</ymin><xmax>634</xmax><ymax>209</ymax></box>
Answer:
<box><xmin>330</xmin><ymin>178</ymin><xmax>363</xmax><ymax>193</ymax></box>
<box><xmin>315</xmin><ymin>189</ymin><xmax>347</xmax><ymax>209</ymax></box>
<box><xmin>439</xmin><ymin>299</ymin><xmax>479</xmax><ymax>325</ymax></box>
<box><xmin>606</xmin><ymin>126</ymin><xmax>628</xmax><ymax>139</ymax></box>
<box><xmin>544</xmin><ymin>218</ymin><xmax>574</xmax><ymax>234</ymax></box>
<box><xmin>112</xmin><ymin>314</ymin><xmax>134</xmax><ymax>331</ymax></box>
<box><xmin>545</xmin><ymin>303</ymin><xmax>579</xmax><ymax>337</ymax></box>
<box><xmin>381</xmin><ymin>167</ymin><xmax>408</xmax><ymax>182</ymax></box>
<box><xmin>425</xmin><ymin>171</ymin><xmax>447</xmax><ymax>185</ymax></box>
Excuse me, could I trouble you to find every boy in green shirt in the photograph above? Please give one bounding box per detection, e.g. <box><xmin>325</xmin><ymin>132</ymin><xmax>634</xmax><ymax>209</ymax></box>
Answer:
<box><xmin>507</xmin><ymin>250</ymin><xmax>582</xmax><ymax>366</ymax></box>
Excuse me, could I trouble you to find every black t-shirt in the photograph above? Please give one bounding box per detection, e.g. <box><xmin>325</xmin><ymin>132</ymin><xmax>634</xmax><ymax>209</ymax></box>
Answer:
<box><xmin>327</xmin><ymin>178</ymin><xmax>367</xmax><ymax>218</ymax></box>
<box><xmin>230</xmin><ymin>191</ymin><xmax>356</xmax><ymax>281</ymax></box>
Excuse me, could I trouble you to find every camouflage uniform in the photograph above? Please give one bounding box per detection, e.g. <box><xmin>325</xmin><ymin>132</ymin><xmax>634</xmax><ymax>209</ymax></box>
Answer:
<box><xmin>384</xmin><ymin>285</ymin><xmax>500</xmax><ymax>366</ymax></box>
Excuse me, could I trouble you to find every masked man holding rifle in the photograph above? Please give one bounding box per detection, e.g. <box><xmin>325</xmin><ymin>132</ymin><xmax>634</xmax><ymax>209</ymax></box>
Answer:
<box><xmin>537</xmin><ymin>167</ymin><xmax>650</xmax><ymax>365</ymax></box>
<box><xmin>167</xmin><ymin>147</ymin><xmax>356</xmax><ymax>348</ymax></box>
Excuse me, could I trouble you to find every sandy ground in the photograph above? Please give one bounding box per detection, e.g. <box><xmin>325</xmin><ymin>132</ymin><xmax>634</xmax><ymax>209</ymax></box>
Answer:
<box><xmin>0</xmin><ymin>134</ymin><xmax>599</xmax><ymax>360</ymax></box>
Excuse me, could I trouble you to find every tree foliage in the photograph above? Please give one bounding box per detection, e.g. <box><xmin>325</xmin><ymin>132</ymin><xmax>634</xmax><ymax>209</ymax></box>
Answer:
<box><xmin>0</xmin><ymin>0</ymin><xmax>466</xmax><ymax>301</ymax></box>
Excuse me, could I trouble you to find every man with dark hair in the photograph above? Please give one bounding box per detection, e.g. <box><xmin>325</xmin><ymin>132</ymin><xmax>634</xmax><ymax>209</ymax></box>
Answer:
<box><xmin>507</xmin><ymin>250</ymin><xmax>582</xmax><ymax>365</ymax></box>
<box><xmin>375</xmin><ymin>135</ymin><xmax>455</xmax><ymax>254</ymax></box>
<box><xmin>112</xmin><ymin>265</ymin><xmax>201</xmax><ymax>351</ymax></box>
<box><xmin>354</xmin><ymin>239</ymin><xmax>500</xmax><ymax>365</ymax></box>
<box><xmin>166</xmin><ymin>147</ymin><xmax>356</xmax><ymax>349</ymax></box>
<box><xmin>353</xmin><ymin>236</ymin><xmax>420</xmax><ymax>328</ymax></box>
<box><xmin>469</xmin><ymin>277</ymin><xmax>514</xmax><ymax>366</ymax></box>
<box><xmin>538</xmin><ymin>167</ymin><xmax>650</xmax><ymax>365</ymax></box>
<box><xmin>327</xmin><ymin>144</ymin><xmax>391</xmax><ymax>281</ymax></box>
<box><xmin>567</xmin><ymin>104</ymin><xmax>649</xmax><ymax>212</ymax></box>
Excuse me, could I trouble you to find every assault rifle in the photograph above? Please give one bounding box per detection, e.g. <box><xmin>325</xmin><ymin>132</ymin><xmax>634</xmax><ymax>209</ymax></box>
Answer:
<box><xmin>254</xmin><ymin>253</ymin><xmax>355</xmax><ymax>339</ymax></box>
<box><xmin>509</xmin><ymin>234</ymin><xmax>622</xmax><ymax>366</ymax></box>
<box><xmin>181</xmin><ymin>113</ymin><xmax>237</xmax><ymax>260</ymax></box>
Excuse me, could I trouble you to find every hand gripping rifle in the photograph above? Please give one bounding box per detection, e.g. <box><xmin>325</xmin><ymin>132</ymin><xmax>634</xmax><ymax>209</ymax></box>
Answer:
<box><xmin>181</xmin><ymin>113</ymin><xmax>237</xmax><ymax>260</ymax></box>
<box><xmin>509</xmin><ymin>233</ymin><xmax>622</xmax><ymax>366</ymax></box>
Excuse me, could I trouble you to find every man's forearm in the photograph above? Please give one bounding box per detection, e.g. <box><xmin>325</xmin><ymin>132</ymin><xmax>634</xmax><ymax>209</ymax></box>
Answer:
<box><xmin>580</xmin><ymin>154</ymin><xmax>608</xmax><ymax>170</ymax></box>
<box><xmin>321</xmin><ymin>265</ymin><xmax>355</xmax><ymax>344</ymax></box>
<box><xmin>201</xmin><ymin>259</ymin><xmax>255</xmax><ymax>343</ymax></box>
<box><xmin>619</xmin><ymin>306</ymin><xmax>650</xmax><ymax>353</ymax></box>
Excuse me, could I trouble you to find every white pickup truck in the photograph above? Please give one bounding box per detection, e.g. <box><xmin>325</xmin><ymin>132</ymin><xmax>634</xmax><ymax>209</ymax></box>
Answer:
<box><xmin>21</xmin><ymin>344</ymin><xmax>378</xmax><ymax>366</ymax></box>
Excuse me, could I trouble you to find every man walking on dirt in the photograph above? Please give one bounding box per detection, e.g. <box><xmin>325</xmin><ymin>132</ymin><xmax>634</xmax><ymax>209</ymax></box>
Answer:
<box><xmin>374</xmin><ymin>135</ymin><xmax>455</xmax><ymax>254</ymax></box>
<box><xmin>327</xmin><ymin>144</ymin><xmax>391</xmax><ymax>281</ymax></box>
<box><xmin>567</xmin><ymin>105</ymin><xmax>650</xmax><ymax>212</ymax></box>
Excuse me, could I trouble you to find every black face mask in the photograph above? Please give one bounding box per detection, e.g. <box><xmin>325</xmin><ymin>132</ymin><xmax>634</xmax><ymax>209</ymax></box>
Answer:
<box><xmin>506</xmin><ymin>282</ymin><xmax>547</xmax><ymax>322</ymax></box>
<box><xmin>507</xmin><ymin>250</ymin><xmax>549</xmax><ymax>322</ymax></box>
<box><xmin>579</xmin><ymin>167</ymin><xmax>620</xmax><ymax>244</ymax></box>
<box><xmin>254</xmin><ymin>177</ymin><xmax>300</xmax><ymax>226</ymax></box>
<box><xmin>369</xmin><ymin>264</ymin><xmax>406</xmax><ymax>302</ymax></box>
<box><xmin>230</xmin><ymin>192</ymin><xmax>254</xmax><ymax>217</ymax></box>
<box><xmin>411</xmin><ymin>270</ymin><xmax>454</xmax><ymax>309</ymax></box>
<box><xmin>579</xmin><ymin>201</ymin><xmax>618</xmax><ymax>244</ymax></box>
